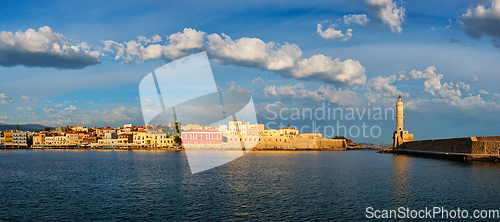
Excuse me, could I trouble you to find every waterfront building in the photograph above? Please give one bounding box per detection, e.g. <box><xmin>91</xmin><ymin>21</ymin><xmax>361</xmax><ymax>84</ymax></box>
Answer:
<box><xmin>45</xmin><ymin>136</ymin><xmax>54</xmax><ymax>145</ymax></box>
<box><xmin>133</xmin><ymin>131</ymin><xmax>148</xmax><ymax>145</ymax></box>
<box><xmin>117</xmin><ymin>133</ymin><xmax>133</xmax><ymax>144</ymax></box>
<box><xmin>54</xmin><ymin>135</ymin><xmax>67</xmax><ymax>145</ymax></box>
<box><xmin>151</xmin><ymin>132</ymin><xmax>168</xmax><ymax>148</ymax></box>
<box><xmin>4</xmin><ymin>131</ymin><xmax>12</xmax><ymax>143</ymax></box>
<box><xmin>33</xmin><ymin>133</ymin><xmax>47</xmax><ymax>145</ymax></box>
<box><xmin>280</xmin><ymin>127</ymin><xmax>299</xmax><ymax>137</ymax></box>
<box><xmin>12</xmin><ymin>131</ymin><xmax>27</xmax><ymax>144</ymax></box>
<box><xmin>66</xmin><ymin>132</ymin><xmax>79</xmax><ymax>144</ymax></box>
<box><xmin>182</xmin><ymin>129</ymin><xmax>222</xmax><ymax>145</ymax></box>
<box><xmin>0</xmin><ymin>132</ymin><xmax>4</xmax><ymax>144</ymax></box>
<box><xmin>392</xmin><ymin>95</ymin><xmax>414</xmax><ymax>148</ymax></box>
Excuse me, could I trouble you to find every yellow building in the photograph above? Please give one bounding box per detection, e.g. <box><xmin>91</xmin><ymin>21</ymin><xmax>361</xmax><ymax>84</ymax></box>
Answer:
<box><xmin>133</xmin><ymin>131</ymin><xmax>149</xmax><ymax>145</ymax></box>
<box><xmin>4</xmin><ymin>131</ymin><xmax>12</xmax><ymax>143</ymax></box>
<box><xmin>262</xmin><ymin>129</ymin><xmax>280</xmax><ymax>137</ymax></box>
<box><xmin>66</xmin><ymin>132</ymin><xmax>79</xmax><ymax>144</ymax></box>
<box><xmin>151</xmin><ymin>132</ymin><xmax>167</xmax><ymax>148</ymax></box>
<box><xmin>33</xmin><ymin>134</ymin><xmax>46</xmax><ymax>145</ymax></box>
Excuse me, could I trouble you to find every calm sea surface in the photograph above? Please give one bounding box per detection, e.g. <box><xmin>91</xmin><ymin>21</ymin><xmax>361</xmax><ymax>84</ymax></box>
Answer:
<box><xmin>1</xmin><ymin>149</ymin><xmax>500</xmax><ymax>221</ymax></box>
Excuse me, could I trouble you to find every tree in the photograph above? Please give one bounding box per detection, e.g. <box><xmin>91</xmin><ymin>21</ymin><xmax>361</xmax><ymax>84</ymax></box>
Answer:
<box><xmin>43</xmin><ymin>127</ymin><xmax>54</xmax><ymax>132</ymax></box>
<box><xmin>333</xmin><ymin>135</ymin><xmax>353</xmax><ymax>144</ymax></box>
<box><xmin>16</xmin><ymin>124</ymin><xmax>20</xmax><ymax>131</ymax></box>
<box><xmin>174</xmin><ymin>136</ymin><xmax>182</xmax><ymax>145</ymax></box>
<box><xmin>287</xmin><ymin>124</ymin><xmax>290</xmax><ymax>127</ymax></box>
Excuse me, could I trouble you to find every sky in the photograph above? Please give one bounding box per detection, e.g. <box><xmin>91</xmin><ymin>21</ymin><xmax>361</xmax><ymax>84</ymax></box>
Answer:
<box><xmin>1</xmin><ymin>0</ymin><xmax>500</xmax><ymax>144</ymax></box>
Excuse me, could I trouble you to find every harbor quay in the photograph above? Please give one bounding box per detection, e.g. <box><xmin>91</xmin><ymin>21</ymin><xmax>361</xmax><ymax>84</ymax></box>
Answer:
<box><xmin>0</xmin><ymin>120</ymin><xmax>347</xmax><ymax>150</ymax></box>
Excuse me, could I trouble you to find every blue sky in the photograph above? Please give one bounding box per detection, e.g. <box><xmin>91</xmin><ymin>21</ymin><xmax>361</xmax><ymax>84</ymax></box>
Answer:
<box><xmin>1</xmin><ymin>0</ymin><xmax>500</xmax><ymax>144</ymax></box>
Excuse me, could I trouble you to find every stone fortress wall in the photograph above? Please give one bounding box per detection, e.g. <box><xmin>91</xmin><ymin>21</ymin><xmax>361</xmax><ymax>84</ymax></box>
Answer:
<box><xmin>398</xmin><ymin>136</ymin><xmax>500</xmax><ymax>155</ymax></box>
<box><xmin>183</xmin><ymin>134</ymin><xmax>346</xmax><ymax>150</ymax></box>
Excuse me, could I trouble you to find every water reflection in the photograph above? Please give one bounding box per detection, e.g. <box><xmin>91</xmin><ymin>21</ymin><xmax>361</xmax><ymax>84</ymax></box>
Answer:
<box><xmin>391</xmin><ymin>154</ymin><xmax>413</xmax><ymax>206</ymax></box>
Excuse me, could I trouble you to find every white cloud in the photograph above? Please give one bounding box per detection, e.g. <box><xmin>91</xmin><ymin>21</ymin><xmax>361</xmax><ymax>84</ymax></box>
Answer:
<box><xmin>17</xmin><ymin>107</ymin><xmax>23</xmax><ymax>111</ymax></box>
<box><xmin>0</xmin><ymin>26</ymin><xmax>100</xmax><ymax>68</ymax></box>
<box><xmin>460</xmin><ymin>0</ymin><xmax>500</xmax><ymax>47</ymax></box>
<box><xmin>207</xmin><ymin>33</ymin><xmax>302</xmax><ymax>70</ymax></box>
<box><xmin>343</xmin><ymin>14</ymin><xmax>370</xmax><ymax>25</ymax></box>
<box><xmin>21</xmin><ymin>95</ymin><xmax>32</xmax><ymax>100</ymax></box>
<box><xmin>365</xmin><ymin>0</ymin><xmax>405</xmax><ymax>33</ymax></box>
<box><xmin>105</xmin><ymin>28</ymin><xmax>366</xmax><ymax>86</ymax></box>
<box><xmin>316</xmin><ymin>24</ymin><xmax>354</xmax><ymax>42</ymax></box>
<box><xmin>27</xmin><ymin>107</ymin><xmax>34</xmax><ymax>111</ymax></box>
<box><xmin>398</xmin><ymin>66</ymin><xmax>477</xmax><ymax>102</ymax></box>
<box><xmin>54</xmin><ymin>104</ymin><xmax>64</xmax><ymax>108</ymax></box>
<box><xmin>42</xmin><ymin>108</ymin><xmax>55</xmax><ymax>115</ymax></box>
<box><xmin>263</xmin><ymin>84</ymin><xmax>357</xmax><ymax>106</ymax></box>
<box><xmin>64</xmin><ymin>105</ymin><xmax>79</xmax><ymax>111</ymax></box>
<box><xmin>137</xmin><ymin>35</ymin><xmax>162</xmax><ymax>44</ymax></box>
<box><xmin>224</xmin><ymin>82</ymin><xmax>253</xmax><ymax>94</ymax></box>
<box><xmin>0</xmin><ymin>93</ymin><xmax>12</xmax><ymax>104</ymax></box>
<box><xmin>103</xmin><ymin>28</ymin><xmax>206</xmax><ymax>63</ymax></box>
<box><xmin>252</xmin><ymin>77</ymin><xmax>264</xmax><ymax>84</ymax></box>
<box><xmin>456</xmin><ymin>81</ymin><xmax>471</xmax><ymax>91</ymax></box>
<box><xmin>86</xmin><ymin>101</ymin><xmax>94</xmax><ymax>104</ymax></box>
<box><xmin>471</xmin><ymin>75</ymin><xmax>479</xmax><ymax>81</ymax></box>
<box><xmin>367</xmin><ymin>75</ymin><xmax>400</xmax><ymax>97</ymax></box>
<box><xmin>479</xmin><ymin>89</ymin><xmax>489</xmax><ymax>95</ymax></box>
<box><xmin>263</xmin><ymin>85</ymin><xmax>277</xmax><ymax>98</ymax></box>
<box><xmin>289</xmin><ymin>54</ymin><xmax>366</xmax><ymax>85</ymax></box>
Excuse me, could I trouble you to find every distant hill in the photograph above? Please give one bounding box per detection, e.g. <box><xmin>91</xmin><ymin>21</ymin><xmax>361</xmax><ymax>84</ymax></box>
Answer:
<box><xmin>0</xmin><ymin>124</ymin><xmax>51</xmax><ymax>132</ymax></box>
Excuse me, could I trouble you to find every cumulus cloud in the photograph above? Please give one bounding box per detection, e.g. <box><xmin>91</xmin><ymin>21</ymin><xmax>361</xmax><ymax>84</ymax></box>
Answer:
<box><xmin>21</xmin><ymin>95</ymin><xmax>32</xmax><ymax>100</ymax></box>
<box><xmin>343</xmin><ymin>14</ymin><xmax>370</xmax><ymax>25</ymax></box>
<box><xmin>263</xmin><ymin>84</ymin><xmax>357</xmax><ymax>106</ymax></box>
<box><xmin>103</xmin><ymin>28</ymin><xmax>205</xmax><ymax>63</ymax></box>
<box><xmin>316</xmin><ymin>24</ymin><xmax>354</xmax><ymax>42</ymax></box>
<box><xmin>252</xmin><ymin>77</ymin><xmax>264</xmax><ymax>84</ymax></box>
<box><xmin>365</xmin><ymin>0</ymin><xmax>405</xmax><ymax>33</ymax></box>
<box><xmin>0</xmin><ymin>93</ymin><xmax>12</xmax><ymax>104</ymax></box>
<box><xmin>224</xmin><ymin>82</ymin><xmax>253</xmax><ymax>94</ymax></box>
<box><xmin>54</xmin><ymin>104</ymin><xmax>64</xmax><ymax>108</ymax></box>
<box><xmin>207</xmin><ymin>33</ymin><xmax>302</xmax><ymax>70</ymax></box>
<box><xmin>364</xmin><ymin>75</ymin><xmax>405</xmax><ymax>104</ymax></box>
<box><xmin>64</xmin><ymin>105</ymin><xmax>79</xmax><ymax>111</ymax></box>
<box><xmin>479</xmin><ymin>89</ymin><xmax>489</xmax><ymax>94</ymax></box>
<box><xmin>105</xmin><ymin>28</ymin><xmax>366</xmax><ymax>86</ymax></box>
<box><xmin>264</xmin><ymin>85</ymin><xmax>277</xmax><ymax>98</ymax></box>
<box><xmin>288</xmin><ymin>54</ymin><xmax>366</xmax><ymax>85</ymax></box>
<box><xmin>0</xmin><ymin>26</ymin><xmax>100</xmax><ymax>69</ymax></box>
<box><xmin>367</xmin><ymin>75</ymin><xmax>400</xmax><ymax>97</ymax></box>
<box><xmin>460</xmin><ymin>0</ymin><xmax>500</xmax><ymax>47</ymax></box>
<box><xmin>399</xmin><ymin>66</ymin><xmax>472</xmax><ymax>101</ymax></box>
<box><xmin>471</xmin><ymin>75</ymin><xmax>479</xmax><ymax>81</ymax></box>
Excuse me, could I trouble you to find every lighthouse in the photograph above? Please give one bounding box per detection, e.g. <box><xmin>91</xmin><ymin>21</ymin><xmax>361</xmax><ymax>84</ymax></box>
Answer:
<box><xmin>393</xmin><ymin>94</ymin><xmax>414</xmax><ymax>148</ymax></box>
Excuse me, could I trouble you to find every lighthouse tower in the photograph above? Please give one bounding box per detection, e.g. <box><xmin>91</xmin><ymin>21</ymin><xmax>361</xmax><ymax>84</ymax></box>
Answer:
<box><xmin>393</xmin><ymin>94</ymin><xmax>414</xmax><ymax>148</ymax></box>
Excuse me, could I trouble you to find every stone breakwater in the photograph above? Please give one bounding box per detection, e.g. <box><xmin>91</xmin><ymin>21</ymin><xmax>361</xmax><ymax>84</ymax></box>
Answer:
<box><xmin>387</xmin><ymin>136</ymin><xmax>500</xmax><ymax>161</ymax></box>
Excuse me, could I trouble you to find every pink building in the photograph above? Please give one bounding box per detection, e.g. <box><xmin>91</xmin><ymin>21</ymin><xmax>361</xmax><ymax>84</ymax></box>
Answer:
<box><xmin>182</xmin><ymin>129</ymin><xmax>222</xmax><ymax>145</ymax></box>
